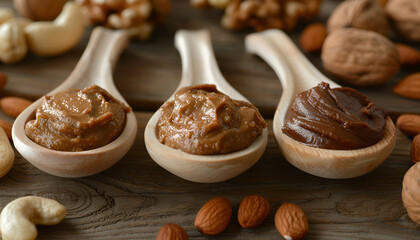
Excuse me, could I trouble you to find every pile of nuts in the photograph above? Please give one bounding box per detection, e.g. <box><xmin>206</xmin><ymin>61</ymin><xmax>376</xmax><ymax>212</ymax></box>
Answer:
<box><xmin>191</xmin><ymin>0</ymin><xmax>323</xmax><ymax>32</ymax></box>
<box><xmin>76</xmin><ymin>0</ymin><xmax>170</xmax><ymax>40</ymax></box>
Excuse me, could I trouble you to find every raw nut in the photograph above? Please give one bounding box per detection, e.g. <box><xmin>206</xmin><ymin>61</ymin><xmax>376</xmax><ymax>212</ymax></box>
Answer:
<box><xmin>386</xmin><ymin>0</ymin><xmax>420</xmax><ymax>42</ymax></box>
<box><xmin>275</xmin><ymin>202</ymin><xmax>308</xmax><ymax>240</ymax></box>
<box><xmin>412</xmin><ymin>134</ymin><xmax>420</xmax><ymax>164</ymax></box>
<box><xmin>0</xmin><ymin>127</ymin><xmax>14</xmax><ymax>178</ymax></box>
<box><xmin>376</xmin><ymin>0</ymin><xmax>388</xmax><ymax>7</ymax></box>
<box><xmin>14</xmin><ymin>0</ymin><xmax>68</xmax><ymax>21</ymax></box>
<box><xmin>321</xmin><ymin>28</ymin><xmax>399</xmax><ymax>86</ymax></box>
<box><xmin>156</xmin><ymin>223</ymin><xmax>188</xmax><ymax>240</ymax></box>
<box><xmin>394</xmin><ymin>73</ymin><xmax>420</xmax><ymax>100</ymax></box>
<box><xmin>395</xmin><ymin>43</ymin><xmax>420</xmax><ymax>67</ymax></box>
<box><xmin>208</xmin><ymin>0</ymin><xmax>231</xmax><ymax>9</ymax></box>
<box><xmin>300</xmin><ymin>22</ymin><xmax>327</xmax><ymax>53</ymax></box>
<box><xmin>0</xmin><ymin>120</ymin><xmax>12</xmax><ymax>140</ymax></box>
<box><xmin>0</xmin><ymin>8</ymin><xmax>14</xmax><ymax>24</ymax></box>
<box><xmin>402</xmin><ymin>162</ymin><xmax>420</xmax><ymax>224</ymax></box>
<box><xmin>327</xmin><ymin>0</ymin><xmax>388</xmax><ymax>35</ymax></box>
<box><xmin>194</xmin><ymin>196</ymin><xmax>232</xmax><ymax>235</ymax></box>
<box><xmin>396</xmin><ymin>114</ymin><xmax>420</xmax><ymax>138</ymax></box>
<box><xmin>0</xmin><ymin>73</ymin><xmax>8</xmax><ymax>92</ymax></box>
<box><xmin>0</xmin><ymin>96</ymin><xmax>32</xmax><ymax>118</ymax></box>
<box><xmin>238</xmin><ymin>195</ymin><xmax>270</xmax><ymax>228</ymax></box>
<box><xmin>0</xmin><ymin>22</ymin><xmax>28</xmax><ymax>64</ymax></box>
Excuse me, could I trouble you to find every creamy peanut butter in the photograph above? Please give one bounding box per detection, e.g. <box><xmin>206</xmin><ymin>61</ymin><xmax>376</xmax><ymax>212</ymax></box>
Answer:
<box><xmin>25</xmin><ymin>85</ymin><xmax>130</xmax><ymax>151</ymax></box>
<box><xmin>282</xmin><ymin>82</ymin><xmax>387</xmax><ymax>150</ymax></box>
<box><xmin>157</xmin><ymin>84</ymin><xmax>267</xmax><ymax>155</ymax></box>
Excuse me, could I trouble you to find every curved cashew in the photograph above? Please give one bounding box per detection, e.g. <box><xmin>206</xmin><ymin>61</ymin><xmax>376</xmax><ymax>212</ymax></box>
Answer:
<box><xmin>4</xmin><ymin>17</ymin><xmax>33</xmax><ymax>29</ymax></box>
<box><xmin>0</xmin><ymin>196</ymin><xmax>66</xmax><ymax>240</ymax></box>
<box><xmin>24</xmin><ymin>2</ymin><xmax>85</xmax><ymax>56</ymax></box>
<box><xmin>0</xmin><ymin>126</ymin><xmax>14</xmax><ymax>177</ymax></box>
<box><xmin>0</xmin><ymin>21</ymin><xmax>27</xmax><ymax>64</ymax></box>
<box><xmin>0</xmin><ymin>8</ymin><xmax>14</xmax><ymax>25</ymax></box>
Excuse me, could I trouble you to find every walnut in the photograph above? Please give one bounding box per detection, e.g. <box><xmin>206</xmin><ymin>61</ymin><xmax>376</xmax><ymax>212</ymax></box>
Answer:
<box><xmin>192</xmin><ymin>0</ymin><xmax>322</xmax><ymax>31</ymax></box>
<box><xmin>76</xmin><ymin>0</ymin><xmax>170</xmax><ymax>40</ymax></box>
<box><xmin>386</xmin><ymin>0</ymin><xmax>420</xmax><ymax>42</ymax></box>
<box><xmin>327</xmin><ymin>0</ymin><xmax>388</xmax><ymax>35</ymax></box>
<box><xmin>321</xmin><ymin>28</ymin><xmax>399</xmax><ymax>86</ymax></box>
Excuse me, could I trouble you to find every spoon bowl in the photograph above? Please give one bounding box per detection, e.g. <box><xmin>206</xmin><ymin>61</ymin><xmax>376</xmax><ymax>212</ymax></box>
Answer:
<box><xmin>245</xmin><ymin>30</ymin><xmax>396</xmax><ymax>179</ymax></box>
<box><xmin>12</xmin><ymin>27</ymin><xmax>137</xmax><ymax>177</ymax></box>
<box><xmin>144</xmin><ymin>30</ymin><xmax>268</xmax><ymax>183</ymax></box>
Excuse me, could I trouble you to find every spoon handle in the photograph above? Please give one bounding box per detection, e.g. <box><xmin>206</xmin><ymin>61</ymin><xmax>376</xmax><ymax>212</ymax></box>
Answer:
<box><xmin>51</xmin><ymin>27</ymin><xmax>130</xmax><ymax>97</ymax></box>
<box><xmin>174</xmin><ymin>29</ymin><xmax>246</xmax><ymax>100</ymax></box>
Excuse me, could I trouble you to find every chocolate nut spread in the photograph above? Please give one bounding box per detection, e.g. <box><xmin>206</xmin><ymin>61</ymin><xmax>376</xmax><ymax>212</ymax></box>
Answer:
<box><xmin>282</xmin><ymin>82</ymin><xmax>387</xmax><ymax>150</ymax></box>
<box><xmin>25</xmin><ymin>85</ymin><xmax>130</xmax><ymax>151</ymax></box>
<box><xmin>157</xmin><ymin>84</ymin><xmax>267</xmax><ymax>155</ymax></box>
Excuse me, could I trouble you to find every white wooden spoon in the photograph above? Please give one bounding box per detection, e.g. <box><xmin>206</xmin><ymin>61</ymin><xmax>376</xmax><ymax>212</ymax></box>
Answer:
<box><xmin>12</xmin><ymin>27</ymin><xmax>137</xmax><ymax>178</ymax></box>
<box><xmin>245</xmin><ymin>30</ymin><xmax>396</xmax><ymax>179</ymax></box>
<box><xmin>144</xmin><ymin>29</ymin><xmax>268</xmax><ymax>183</ymax></box>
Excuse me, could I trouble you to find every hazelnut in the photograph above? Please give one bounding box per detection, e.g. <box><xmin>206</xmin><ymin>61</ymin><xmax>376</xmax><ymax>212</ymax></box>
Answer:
<box><xmin>321</xmin><ymin>28</ymin><xmax>399</xmax><ymax>86</ymax></box>
<box><xmin>402</xmin><ymin>162</ymin><xmax>420</xmax><ymax>225</ymax></box>
<box><xmin>386</xmin><ymin>0</ymin><xmax>420</xmax><ymax>42</ymax></box>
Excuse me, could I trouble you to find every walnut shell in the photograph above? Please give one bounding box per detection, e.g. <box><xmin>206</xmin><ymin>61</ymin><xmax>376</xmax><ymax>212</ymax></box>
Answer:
<box><xmin>402</xmin><ymin>162</ymin><xmax>420</xmax><ymax>225</ymax></box>
<box><xmin>328</xmin><ymin>0</ymin><xmax>388</xmax><ymax>35</ymax></box>
<box><xmin>321</xmin><ymin>28</ymin><xmax>399</xmax><ymax>86</ymax></box>
<box><xmin>386</xmin><ymin>0</ymin><xmax>420</xmax><ymax>42</ymax></box>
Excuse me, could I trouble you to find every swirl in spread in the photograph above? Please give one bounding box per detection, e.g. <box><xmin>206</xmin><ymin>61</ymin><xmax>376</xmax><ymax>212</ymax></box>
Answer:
<box><xmin>157</xmin><ymin>84</ymin><xmax>267</xmax><ymax>155</ymax></box>
<box><xmin>282</xmin><ymin>82</ymin><xmax>387</xmax><ymax>150</ymax></box>
<box><xmin>25</xmin><ymin>85</ymin><xmax>130</xmax><ymax>151</ymax></box>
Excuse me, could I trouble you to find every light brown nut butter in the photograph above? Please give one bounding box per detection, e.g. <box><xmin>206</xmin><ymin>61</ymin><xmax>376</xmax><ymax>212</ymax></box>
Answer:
<box><xmin>402</xmin><ymin>162</ymin><xmax>420</xmax><ymax>225</ymax></box>
<box><xmin>157</xmin><ymin>84</ymin><xmax>266</xmax><ymax>155</ymax></box>
<box><xmin>322</xmin><ymin>28</ymin><xmax>399</xmax><ymax>86</ymax></box>
<box><xmin>25</xmin><ymin>85</ymin><xmax>130</xmax><ymax>151</ymax></box>
<box><xmin>327</xmin><ymin>0</ymin><xmax>388</xmax><ymax>35</ymax></box>
<box><xmin>282</xmin><ymin>82</ymin><xmax>388</xmax><ymax>150</ymax></box>
<box><xmin>386</xmin><ymin>0</ymin><xmax>420</xmax><ymax>42</ymax></box>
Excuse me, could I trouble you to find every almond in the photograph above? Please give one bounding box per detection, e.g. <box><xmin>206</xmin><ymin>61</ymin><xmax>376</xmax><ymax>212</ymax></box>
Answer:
<box><xmin>396</xmin><ymin>114</ymin><xmax>420</xmax><ymax>138</ymax></box>
<box><xmin>411</xmin><ymin>134</ymin><xmax>420</xmax><ymax>164</ymax></box>
<box><xmin>300</xmin><ymin>23</ymin><xmax>327</xmax><ymax>53</ymax></box>
<box><xmin>376</xmin><ymin>0</ymin><xmax>387</xmax><ymax>8</ymax></box>
<box><xmin>0</xmin><ymin>73</ymin><xmax>7</xmax><ymax>92</ymax></box>
<box><xmin>156</xmin><ymin>223</ymin><xmax>188</xmax><ymax>240</ymax></box>
<box><xmin>0</xmin><ymin>120</ymin><xmax>12</xmax><ymax>140</ymax></box>
<box><xmin>0</xmin><ymin>96</ymin><xmax>32</xmax><ymax>118</ymax></box>
<box><xmin>394</xmin><ymin>73</ymin><xmax>420</xmax><ymax>100</ymax></box>
<box><xmin>194</xmin><ymin>196</ymin><xmax>232</xmax><ymax>235</ymax></box>
<box><xmin>395</xmin><ymin>43</ymin><xmax>420</xmax><ymax>67</ymax></box>
<box><xmin>238</xmin><ymin>195</ymin><xmax>269</xmax><ymax>228</ymax></box>
<box><xmin>275</xmin><ymin>202</ymin><xmax>308</xmax><ymax>240</ymax></box>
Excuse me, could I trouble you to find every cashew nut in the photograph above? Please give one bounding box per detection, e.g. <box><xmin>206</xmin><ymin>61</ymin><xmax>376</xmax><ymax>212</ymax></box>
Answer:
<box><xmin>0</xmin><ymin>127</ymin><xmax>14</xmax><ymax>178</ymax></box>
<box><xmin>24</xmin><ymin>2</ymin><xmax>86</xmax><ymax>56</ymax></box>
<box><xmin>4</xmin><ymin>17</ymin><xmax>33</xmax><ymax>29</ymax></box>
<box><xmin>0</xmin><ymin>21</ymin><xmax>27</xmax><ymax>64</ymax></box>
<box><xmin>0</xmin><ymin>196</ymin><xmax>66</xmax><ymax>240</ymax></box>
<box><xmin>0</xmin><ymin>8</ymin><xmax>14</xmax><ymax>25</ymax></box>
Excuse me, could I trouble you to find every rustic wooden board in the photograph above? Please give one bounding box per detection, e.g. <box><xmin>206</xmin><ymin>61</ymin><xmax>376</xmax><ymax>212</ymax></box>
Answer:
<box><xmin>0</xmin><ymin>0</ymin><xmax>419</xmax><ymax>239</ymax></box>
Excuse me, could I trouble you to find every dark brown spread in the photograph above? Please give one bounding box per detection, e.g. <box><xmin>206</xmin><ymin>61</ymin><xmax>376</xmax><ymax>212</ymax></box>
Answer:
<box><xmin>282</xmin><ymin>82</ymin><xmax>387</xmax><ymax>150</ymax></box>
<box><xmin>25</xmin><ymin>85</ymin><xmax>130</xmax><ymax>151</ymax></box>
<box><xmin>156</xmin><ymin>84</ymin><xmax>267</xmax><ymax>155</ymax></box>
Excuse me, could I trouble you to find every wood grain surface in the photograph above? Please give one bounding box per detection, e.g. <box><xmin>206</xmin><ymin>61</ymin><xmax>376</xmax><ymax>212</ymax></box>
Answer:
<box><xmin>0</xmin><ymin>0</ymin><xmax>419</xmax><ymax>239</ymax></box>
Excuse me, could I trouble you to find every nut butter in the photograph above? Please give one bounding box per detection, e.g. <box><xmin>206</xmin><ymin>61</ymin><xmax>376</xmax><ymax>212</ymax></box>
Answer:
<box><xmin>157</xmin><ymin>84</ymin><xmax>266</xmax><ymax>155</ymax></box>
<box><xmin>282</xmin><ymin>82</ymin><xmax>387</xmax><ymax>150</ymax></box>
<box><xmin>25</xmin><ymin>85</ymin><xmax>130</xmax><ymax>151</ymax></box>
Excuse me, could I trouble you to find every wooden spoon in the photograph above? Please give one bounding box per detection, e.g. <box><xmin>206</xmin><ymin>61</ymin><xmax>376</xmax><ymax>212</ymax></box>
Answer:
<box><xmin>144</xmin><ymin>29</ymin><xmax>268</xmax><ymax>183</ymax></box>
<box><xmin>245</xmin><ymin>30</ymin><xmax>396</xmax><ymax>179</ymax></box>
<box><xmin>12</xmin><ymin>27</ymin><xmax>137</xmax><ymax>177</ymax></box>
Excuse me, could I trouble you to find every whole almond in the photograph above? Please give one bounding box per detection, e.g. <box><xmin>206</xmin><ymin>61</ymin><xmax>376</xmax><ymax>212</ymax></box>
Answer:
<box><xmin>194</xmin><ymin>196</ymin><xmax>232</xmax><ymax>235</ymax></box>
<box><xmin>395</xmin><ymin>43</ymin><xmax>420</xmax><ymax>67</ymax></box>
<box><xmin>275</xmin><ymin>202</ymin><xmax>308</xmax><ymax>240</ymax></box>
<box><xmin>411</xmin><ymin>134</ymin><xmax>420</xmax><ymax>163</ymax></box>
<box><xmin>238</xmin><ymin>195</ymin><xmax>270</xmax><ymax>228</ymax></box>
<box><xmin>394</xmin><ymin>73</ymin><xmax>420</xmax><ymax>100</ymax></box>
<box><xmin>156</xmin><ymin>223</ymin><xmax>188</xmax><ymax>240</ymax></box>
<box><xmin>300</xmin><ymin>23</ymin><xmax>327</xmax><ymax>53</ymax></box>
<box><xmin>0</xmin><ymin>96</ymin><xmax>32</xmax><ymax>118</ymax></box>
<box><xmin>0</xmin><ymin>120</ymin><xmax>12</xmax><ymax>140</ymax></box>
<box><xmin>396</xmin><ymin>114</ymin><xmax>420</xmax><ymax>138</ymax></box>
<box><xmin>0</xmin><ymin>73</ymin><xmax>8</xmax><ymax>91</ymax></box>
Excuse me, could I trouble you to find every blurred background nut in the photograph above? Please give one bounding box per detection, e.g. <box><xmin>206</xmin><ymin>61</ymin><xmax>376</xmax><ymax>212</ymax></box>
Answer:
<box><xmin>0</xmin><ymin>22</ymin><xmax>27</xmax><ymax>64</ymax></box>
<box><xmin>386</xmin><ymin>0</ymin><xmax>420</xmax><ymax>42</ymax></box>
<box><xmin>13</xmin><ymin>0</ymin><xmax>68</xmax><ymax>21</ymax></box>
<box><xmin>395</xmin><ymin>43</ymin><xmax>420</xmax><ymax>67</ymax></box>
<box><xmin>402</xmin><ymin>162</ymin><xmax>420</xmax><ymax>225</ymax></box>
<box><xmin>327</xmin><ymin>0</ymin><xmax>388</xmax><ymax>35</ymax></box>
<box><xmin>0</xmin><ymin>8</ymin><xmax>14</xmax><ymax>24</ymax></box>
<box><xmin>321</xmin><ymin>28</ymin><xmax>399</xmax><ymax>86</ymax></box>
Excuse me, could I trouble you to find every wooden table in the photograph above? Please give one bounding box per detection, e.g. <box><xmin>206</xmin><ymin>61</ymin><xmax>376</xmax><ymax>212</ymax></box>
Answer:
<box><xmin>0</xmin><ymin>0</ymin><xmax>419</xmax><ymax>239</ymax></box>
